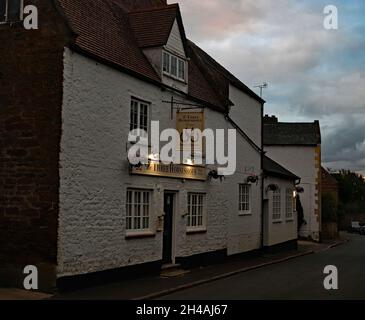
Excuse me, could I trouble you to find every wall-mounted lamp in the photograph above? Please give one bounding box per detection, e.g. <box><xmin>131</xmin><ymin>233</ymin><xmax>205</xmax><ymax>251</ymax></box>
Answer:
<box><xmin>295</xmin><ymin>186</ymin><xmax>304</xmax><ymax>194</ymax></box>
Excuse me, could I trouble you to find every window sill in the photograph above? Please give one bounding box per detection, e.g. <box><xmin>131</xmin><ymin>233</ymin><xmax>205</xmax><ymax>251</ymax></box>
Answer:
<box><xmin>239</xmin><ymin>211</ymin><xmax>252</xmax><ymax>216</ymax></box>
<box><xmin>286</xmin><ymin>218</ymin><xmax>295</xmax><ymax>222</ymax></box>
<box><xmin>125</xmin><ymin>231</ymin><xmax>156</xmax><ymax>239</ymax></box>
<box><xmin>272</xmin><ymin>220</ymin><xmax>283</xmax><ymax>224</ymax></box>
<box><xmin>186</xmin><ymin>228</ymin><xmax>207</xmax><ymax>235</ymax></box>
<box><xmin>163</xmin><ymin>72</ymin><xmax>187</xmax><ymax>84</ymax></box>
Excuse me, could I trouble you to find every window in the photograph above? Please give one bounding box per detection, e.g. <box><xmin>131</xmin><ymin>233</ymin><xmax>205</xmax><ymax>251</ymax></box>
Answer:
<box><xmin>1</xmin><ymin>0</ymin><xmax>22</xmax><ymax>23</ymax></box>
<box><xmin>130</xmin><ymin>98</ymin><xmax>149</xmax><ymax>134</ymax></box>
<box><xmin>178</xmin><ymin>59</ymin><xmax>185</xmax><ymax>80</ymax></box>
<box><xmin>272</xmin><ymin>188</ymin><xmax>281</xmax><ymax>221</ymax></box>
<box><xmin>162</xmin><ymin>51</ymin><xmax>186</xmax><ymax>81</ymax></box>
<box><xmin>187</xmin><ymin>193</ymin><xmax>205</xmax><ymax>229</ymax></box>
<box><xmin>171</xmin><ymin>56</ymin><xmax>177</xmax><ymax>77</ymax></box>
<box><xmin>163</xmin><ymin>52</ymin><xmax>170</xmax><ymax>73</ymax></box>
<box><xmin>126</xmin><ymin>189</ymin><xmax>151</xmax><ymax>231</ymax></box>
<box><xmin>239</xmin><ymin>184</ymin><xmax>251</xmax><ymax>214</ymax></box>
<box><xmin>286</xmin><ymin>188</ymin><xmax>293</xmax><ymax>220</ymax></box>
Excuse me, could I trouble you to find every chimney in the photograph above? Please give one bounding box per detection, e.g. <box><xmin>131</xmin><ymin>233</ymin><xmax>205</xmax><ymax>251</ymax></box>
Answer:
<box><xmin>263</xmin><ymin>115</ymin><xmax>278</xmax><ymax>124</ymax></box>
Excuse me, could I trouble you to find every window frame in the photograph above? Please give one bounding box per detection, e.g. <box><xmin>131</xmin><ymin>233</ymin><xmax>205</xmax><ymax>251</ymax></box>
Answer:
<box><xmin>0</xmin><ymin>0</ymin><xmax>23</xmax><ymax>24</ymax></box>
<box><xmin>285</xmin><ymin>188</ymin><xmax>294</xmax><ymax>221</ymax></box>
<box><xmin>238</xmin><ymin>184</ymin><xmax>251</xmax><ymax>215</ymax></box>
<box><xmin>126</xmin><ymin>189</ymin><xmax>152</xmax><ymax>234</ymax></box>
<box><xmin>162</xmin><ymin>50</ymin><xmax>186</xmax><ymax>82</ymax></box>
<box><xmin>272</xmin><ymin>188</ymin><xmax>282</xmax><ymax>222</ymax></box>
<box><xmin>186</xmin><ymin>193</ymin><xmax>206</xmax><ymax>232</ymax></box>
<box><xmin>129</xmin><ymin>98</ymin><xmax>150</xmax><ymax>138</ymax></box>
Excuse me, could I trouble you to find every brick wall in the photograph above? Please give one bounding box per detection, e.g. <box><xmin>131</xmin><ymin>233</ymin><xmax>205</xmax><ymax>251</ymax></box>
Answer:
<box><xmin>0</xmin><ymin>0</ymin><xmax>70</xmax><ymax>290</ymax></box>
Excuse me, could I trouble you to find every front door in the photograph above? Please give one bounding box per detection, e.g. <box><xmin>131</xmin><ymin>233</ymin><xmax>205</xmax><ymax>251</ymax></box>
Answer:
<box><xmin>163</xmin><ymin>193</ymin><xmax>174</xmax><ymax>264</ymax></box>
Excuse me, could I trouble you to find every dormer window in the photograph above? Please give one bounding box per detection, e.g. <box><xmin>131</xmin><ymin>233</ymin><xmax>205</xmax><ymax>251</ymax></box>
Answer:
<box><xmin>0</xmin><ymin>0</ymin><xmax>23</xmax><ymax>23</ymax></box>
<box><xmin>163</xmin><ymin>51</ymin><xmax>186</xmax><ymax>82</ymax></box>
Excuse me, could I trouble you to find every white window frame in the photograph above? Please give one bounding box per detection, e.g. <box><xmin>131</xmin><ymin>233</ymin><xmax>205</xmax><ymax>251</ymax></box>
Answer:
<box><xmin>186</xmin><ymin>193</ymin><xmax>206</xmax><ymax>232</ymax></box>
<box><xmin>0</xmin><ymin>0</ymin><xmax>23</xmax><ymax>24</ymax></box>
<box><xmin>272</xmin><ymin>188</ymin><xmax>282</xmax><ymax>221</ymax></box>
<box><xmin>129</xmin><ymin>98</ymin><xmax>150</xmax><ymax>137</ymax></box>
<box><xmin>285</xmin><ymin>188</ymin><xmax>294</xmax><ymax>220</ymax></box>
<box><xmin>239</xmin><ymin>184</ymin><xmax>251</xmax><ymax>215</ymax></box>
<box><xmin>162</xmin><ymin>50</ymin><xmax>186</xmax><ymax>82</ymax></box>
<box><xmin>126</xmin><ymin>189</ymin><xmax>152</xmax><ymax>234</ymax></box>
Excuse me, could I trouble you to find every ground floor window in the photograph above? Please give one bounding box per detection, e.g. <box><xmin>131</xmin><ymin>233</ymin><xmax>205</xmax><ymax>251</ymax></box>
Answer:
<box><xmin>239</xmin><ymin>184</ymin><xmax>251</xmax><ymax>215</ymax></box>
<box><xmin>187</xmin><ymin>193</ymin><xmax>205</xmax><ymax>229</ymax></box>
<box><xmin>286</xmin><ymin>188</ymin><xmax>293</xmax><ymax>220</ymax></box>
<box><xmin>126</xmin><ymin>189</ymin><xmax>151</xmax><ymax>231</ymax></box>
<box><xmin>272</xmin><ymin>188</ymin><xmax>281</xmax><ymax>221</ymax></box>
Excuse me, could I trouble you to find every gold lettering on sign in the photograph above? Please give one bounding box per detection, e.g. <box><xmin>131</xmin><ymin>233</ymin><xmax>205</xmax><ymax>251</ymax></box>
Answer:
<box><xmin>131</xmin><ymin>163</ymin><xmax>207</xmax><ymax>181</ymax></box>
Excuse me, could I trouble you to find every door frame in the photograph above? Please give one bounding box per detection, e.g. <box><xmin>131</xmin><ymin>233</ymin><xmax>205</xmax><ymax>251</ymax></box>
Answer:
<box><xmin>163</xmin><ymin>191</ymin><xmax>178</xmax><ymax>264</ymax></box>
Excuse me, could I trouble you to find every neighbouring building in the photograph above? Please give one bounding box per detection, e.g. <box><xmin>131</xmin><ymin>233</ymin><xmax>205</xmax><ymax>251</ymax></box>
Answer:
<box><xmin>321</xmin><ymin>167</ymin><xmax>339</xmax><ymax>239</ymax></box>
<box><xmin>1</xmin><ymin>0</ymin><xmax>299</xmax><ymax>291</ymax></box>
<box><xmin>263</xmin><ymin>156</ymin><xmax>299</xmax><ymax>251</ymax></box>
<box><xmin>263</xmin><ymin>115</ymin><xmax>322</xmax><ymax>241</ymax></box>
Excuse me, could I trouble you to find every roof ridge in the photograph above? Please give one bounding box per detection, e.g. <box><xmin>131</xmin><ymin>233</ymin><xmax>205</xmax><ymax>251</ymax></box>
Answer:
<box><xmin>188</xmin><ymin>39</ymin><xmax>264</xmax><ymax>104</ymax></box>
<box><xmin>129</xmin><ymin>3</ymin><xmax>178</xmax><ymax>14</ymax></box>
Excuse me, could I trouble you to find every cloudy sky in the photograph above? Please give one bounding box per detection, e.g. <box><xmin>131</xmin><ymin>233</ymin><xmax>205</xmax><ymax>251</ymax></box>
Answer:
<box><xmin>176</xmin><ymin>0</ymin><xmax>365</xmax><ymax>175</ymax></box>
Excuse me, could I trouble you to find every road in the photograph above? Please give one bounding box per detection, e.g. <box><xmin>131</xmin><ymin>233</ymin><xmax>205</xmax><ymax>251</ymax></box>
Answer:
<box><xmin>160</xmin><ymin>234</ymin><xmax>365</xmax><ymax>300</ymax></box>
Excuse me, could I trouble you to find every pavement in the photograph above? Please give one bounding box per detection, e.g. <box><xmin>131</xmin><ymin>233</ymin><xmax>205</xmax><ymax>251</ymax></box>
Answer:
<box><xmin>0</xmin><ymin>235</ymin><xmax>348</xmax><ymax>300</ymax></box>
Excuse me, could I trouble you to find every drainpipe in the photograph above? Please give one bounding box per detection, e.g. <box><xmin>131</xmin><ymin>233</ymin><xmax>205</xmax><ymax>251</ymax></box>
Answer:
<box><xmin>260</xmin><ymin>102</ymin><xmax>265</xmax><ymax>249</ymax></box>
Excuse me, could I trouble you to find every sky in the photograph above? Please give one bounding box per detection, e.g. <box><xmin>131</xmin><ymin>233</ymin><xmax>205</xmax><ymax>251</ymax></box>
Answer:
<box><xmin>176</xmin><ymin>0</ymin><xmax>365</xmax><ymax>176</ymax></box>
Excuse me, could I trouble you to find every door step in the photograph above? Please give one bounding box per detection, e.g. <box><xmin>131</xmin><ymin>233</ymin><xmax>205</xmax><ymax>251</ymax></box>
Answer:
<box><xmin>161</xmin><ymin>263</ymin><xmax>190</xmax><ymax>278</ymax></box>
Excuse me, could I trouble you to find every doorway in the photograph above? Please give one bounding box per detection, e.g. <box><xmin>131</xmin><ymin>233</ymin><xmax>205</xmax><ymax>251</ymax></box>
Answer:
<box><xmin>162</xmin><ymin>192</ymin><xmax>175</xmax><ymax>264</ymax></box>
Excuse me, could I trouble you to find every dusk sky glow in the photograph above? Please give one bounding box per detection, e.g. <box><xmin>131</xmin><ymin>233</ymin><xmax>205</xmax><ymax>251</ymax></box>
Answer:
<box><xmin>177</xmin><ymin>0</ymin><xmax>365</xmax><ymax>175</ymax></box>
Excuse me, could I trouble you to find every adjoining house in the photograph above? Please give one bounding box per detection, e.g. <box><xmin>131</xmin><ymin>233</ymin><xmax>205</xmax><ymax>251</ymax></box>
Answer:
<box><xmin>263</xmin><ymin>115</ymin><xmax>322</xmax><ymax>241</ymax></box>
<box><xmin>1</xmin><ymin>0</ymin><xmax>299</xmax><ymax>291</ymax></box>
<box><xmin>263</xmin><ymin>156</ymin><xmax>300</xmax><ymax>251</ymax></box>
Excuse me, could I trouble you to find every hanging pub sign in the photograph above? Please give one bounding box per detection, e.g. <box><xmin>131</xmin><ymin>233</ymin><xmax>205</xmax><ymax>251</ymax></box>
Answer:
<box><xmin>130</xmin><ymin>163</ymin><xmax>207</xmax><ymax>181</ymax></box>
<box><xmin>176</xmin><ymin>111</ymin><xmax>205</xmax><ymax>154</ymax></box>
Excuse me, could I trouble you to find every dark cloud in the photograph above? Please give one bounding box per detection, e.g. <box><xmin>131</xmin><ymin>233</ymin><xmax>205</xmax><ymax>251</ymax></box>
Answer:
<box><xmin>177</xmin><ymin>0</ymin><xmax>365</xmax><ymax>174</ymax></box>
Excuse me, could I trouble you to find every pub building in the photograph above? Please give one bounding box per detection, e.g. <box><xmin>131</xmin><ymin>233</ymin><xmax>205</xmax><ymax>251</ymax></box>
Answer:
<box><xmin>0</xmin><ymin>0</ymin><xmax>299</xmax><ymax>291</ymax></box>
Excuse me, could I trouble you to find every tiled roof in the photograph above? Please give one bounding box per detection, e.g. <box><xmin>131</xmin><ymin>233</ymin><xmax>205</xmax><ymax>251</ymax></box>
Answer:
<box><xmin>264</xmin><ymin>121</ymin><xmax>321</xmax><ymax>146</ymax></box>
<box><xmin>58</xmin><ymin>0</ymin><xmax>160</xmax><ymax>82</ymax></box>
<box><xmin>129</xmin><ymin>5</ymin><xmax>178</xmax><ymax>48</ymax></box>
<box><xmin>187</xmin><ymin>40</ymin><xmax>265</xmax><ymax>105</ymax></box>
<box><xmin>263</xmin><ymin>156</ymin><xmax>300</xmax><ymax>181</ymax></box>
<box><xmin>56</xmin><ymin>0</ymin><xmax>260</xmax><ymax>112</ymax></box>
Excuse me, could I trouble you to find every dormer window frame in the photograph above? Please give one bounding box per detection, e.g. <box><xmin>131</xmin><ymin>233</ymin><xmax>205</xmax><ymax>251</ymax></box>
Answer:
<box><xmin>162</xmin><ymin>49</ymin><xmax>187</xmax><ymax>83</ymax></box>
<box><xmin>0</xmin><ymin>0</ymin><xmax>24</xmax><ymax>24</ymax></box>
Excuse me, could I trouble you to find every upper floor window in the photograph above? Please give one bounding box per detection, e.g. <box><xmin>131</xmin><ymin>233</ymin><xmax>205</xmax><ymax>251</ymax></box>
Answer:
<box><xmin>130</xmin><ymin>98</ymin><xmax>150</xmax><ymax>135</ymax></box>
<box><xmin>239</xmin><ymin>184</ymin><xmax>251</xmax><ymax>215</ymax></box>
<box><xmin>272</xmin><ymin>188</ymin><xmax>281</xmax><ymax>221</ymax></box>
<box><xmin>163</xmin><ymin>51</ymin><xmax>186</xmax><ymax>82</ymax></box>
<box><xmin>0</xmin><ymin>0</ymin><xmax>23</xmax><ymax>23</ymax></box>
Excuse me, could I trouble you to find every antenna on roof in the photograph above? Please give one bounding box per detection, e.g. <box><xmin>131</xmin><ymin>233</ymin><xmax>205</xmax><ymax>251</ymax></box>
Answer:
<box><xmin>254</xmin><ymin>82</ymin><xmax>268</xmax><ymax>98</ymax></box>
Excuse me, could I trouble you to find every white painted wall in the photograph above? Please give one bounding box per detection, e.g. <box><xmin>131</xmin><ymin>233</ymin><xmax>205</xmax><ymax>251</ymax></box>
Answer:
<box><xmin>263</xmin><ymin>176</ymin><xmax>297</xmax><ymax>247</ymax></box>
<box><xmin>166</xmin><ymin>19</ymin><xmax>185</xmax><ymax>57</ymax></box>
<box><xmin>264</xmin><ymin>146</ymin><xmax>320</xmax><ymax>240</ymax></box>
<box><xmin>229</xmin><ymin>84</ymin><xmax>262</xmax><ymax>147</ymax></box>
<box><xmin>58</xmin><ymin>48</ymin><xmax>263</xmax><ymax>277</ymax></box>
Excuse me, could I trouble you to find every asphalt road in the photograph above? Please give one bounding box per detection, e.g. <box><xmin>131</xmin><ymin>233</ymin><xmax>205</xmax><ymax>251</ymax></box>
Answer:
<box><xmin>160</xmin><ymin>234</ymin><xmax>365</xmax><ymax>300</ymax></box>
